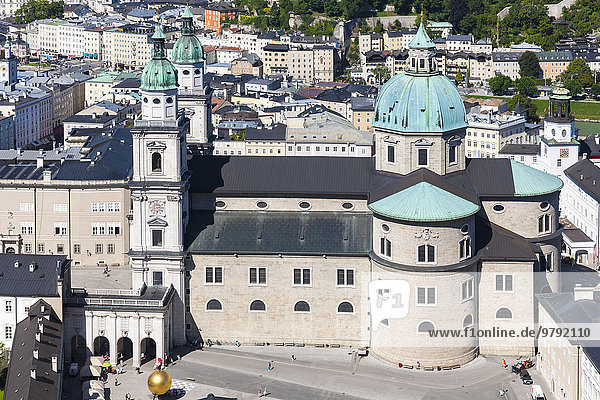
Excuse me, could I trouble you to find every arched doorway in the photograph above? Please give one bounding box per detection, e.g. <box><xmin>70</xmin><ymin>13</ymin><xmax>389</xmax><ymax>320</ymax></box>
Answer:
<box><xmin>70</xmin><ymin>335</ymin><xmax>86</xmax><ymax>365</ymax></box>
<box><xmin>140</xmin><ymin>338</ymin><xmax>156</xmax><ymax>365</ymax></box>
<box><xmin>5</xmin><ymin>247</ymin><xmax>15</xmax><ymax>253</ymax></box>
<box><xmin>117</xmin><ymin>337</ymin><xmax>133</xmax><ymax>362</ymax></box>
<box><xmin>93</xmin><ymin>336</ymin><xmax>109</xmax><ymax>357</ymax></box>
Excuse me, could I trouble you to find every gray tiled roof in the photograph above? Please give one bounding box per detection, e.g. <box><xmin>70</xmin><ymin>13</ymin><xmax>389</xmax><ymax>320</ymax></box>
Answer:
<box><xmin>565</xmin><ymin>159</ymin><xmax>600</xmax><ymax>203</ymax></box>
<box><xmin>5</xmin><ymin>300</ymin><xmax>62</xmax><ymax>400</ymax></box>
<box><xmin>185</xmin><ymin>211</ymin><xmax>371</xmax><ymax>255</ymax></box>
<box><xmin>0</xmin><ymin>255</ymin><xmax>67</xmax><ymax>297</ymax></box>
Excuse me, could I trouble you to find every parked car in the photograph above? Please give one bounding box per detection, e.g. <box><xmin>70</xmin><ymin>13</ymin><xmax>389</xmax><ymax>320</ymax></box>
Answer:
<box><xmin>520</xmin><ymin>369</ymin><xmax>533</xmax><ymax>384</ymax></box>
<box><xmin>531</xmin><ymin>384</ymin><xmax>546</xmax><ymax>399</ymax></box>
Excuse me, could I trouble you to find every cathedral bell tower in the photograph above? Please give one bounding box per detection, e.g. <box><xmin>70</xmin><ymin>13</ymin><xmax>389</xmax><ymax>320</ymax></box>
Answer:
<box><xmin>539</xmin><ymin>85</ymin><xmax>578</xmax><ymax>179</ymax></box>
<box><xmin>129</xmin><ymin>25</ymin><xmax>189</xmax><ymax>346</ymax></box>
<box><xmin>0</xmin><ymin>37</ymin><xmax>17</xmax><ymax>91</ymax></box>
<box><xmin>171</xmin><ymin>7</ymin><xmax>212</xmax><ymax>151</ymax></box>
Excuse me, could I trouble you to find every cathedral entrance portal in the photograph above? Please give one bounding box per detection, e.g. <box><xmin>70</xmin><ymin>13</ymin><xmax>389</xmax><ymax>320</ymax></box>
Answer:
<box><xmin>117</xmin><ymin>337</ymin><xmax>133</xmax><ymax>362</ymax></box>
<box><xmin>140</xmin><ymin>337</ymin><xmax>156</xmax><ymax>365</ymax></box>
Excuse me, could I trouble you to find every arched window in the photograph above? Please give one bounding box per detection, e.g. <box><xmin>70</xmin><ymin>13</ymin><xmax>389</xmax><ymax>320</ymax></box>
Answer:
<box><xmin>206</xmin><ymin>299</ymin><xmax>222</xmax><ymax>311</ymax></box>
<box><xmin>463</xmin><ymin>314</ymin><xmax>473</xmax><ymax>328</ymax></box>
<box><xmin>417</xmin><ymin>244</ymin><xmax>435</xmax><ymax>263</ymax></box>
<box><xmin>151</xmin><ymin>152</ymin><xmax>162</xmax><ymax>172</ymax></box>
<box><xmin>337</xmin><ymin>301</ymin><xmax>354</xmax><ymax>313</ymax></box>
<box><xmin>250</xmin><ymin>300</ymin><xmax>266</xmax><ymax>311</ymax></box>
<box><xmin>417</xmin><ymin>321</ymin><xmax>435</xmax><ymax>333</ymax></box>
<box><xmin>495</xmin><ymin>307</ymin><xmax>512</xmax><ymax>319</ymax></box>
<box><xmin>294</xmin><ymin>301</ymin><xmax>310</xmax><ymax>312</ymax></box>
<box><xmin>459</xmin><ymin>237</ymin><xmax>471</xmax><ymax>260</ymax></box>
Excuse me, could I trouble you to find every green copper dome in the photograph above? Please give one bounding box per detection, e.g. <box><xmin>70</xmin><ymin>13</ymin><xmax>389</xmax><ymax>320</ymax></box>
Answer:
<box><xmin>368</xmin><ymin>181</ymin><xmax>480</xmax><ymax>222</ymax></box>
<box><xmin>141</xmin><ymin>25</ymin><xmax>178</xmax><ymax>91</ymax></box>
<box><xmin>172</xmin><ymin>7</ymin><xmax>204</xmax><ymax>64</ymax></box>
<box><xmin>510</xmin><ymin>160</ymin><xmax>563</xmax><ymax>196</ymax></box>
<box><xmin>373</xmin><ymin>72</ymin><xmax>468</xmax><ymax>133</ymax></box>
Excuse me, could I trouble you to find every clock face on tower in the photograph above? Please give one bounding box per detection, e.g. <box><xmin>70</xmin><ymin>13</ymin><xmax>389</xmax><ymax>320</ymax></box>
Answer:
<box><xmin>149</xmin><ymin>200</ymin><xmax>166</xmax><ymax>217</ymax></box>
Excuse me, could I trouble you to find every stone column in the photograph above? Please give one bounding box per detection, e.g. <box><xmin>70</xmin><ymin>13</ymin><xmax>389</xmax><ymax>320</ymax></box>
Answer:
<box><xmin>109</xmin><ymin>314</ymin><xmax>118</xmax><ymax>365</ymax></box>
<box><xmin>132</xmin><ymin>315</ymin><xmax>141</xmax><ymax>368</ymax></box>
<box><xmin>85</xmin><ymin>312</ymin><xmax>94</xmax><ymax>357</ymax></box>
<box><xmin>156</xmin><ymin>316</ymin><xmax>165</xmax><ymax>364</ymax></box>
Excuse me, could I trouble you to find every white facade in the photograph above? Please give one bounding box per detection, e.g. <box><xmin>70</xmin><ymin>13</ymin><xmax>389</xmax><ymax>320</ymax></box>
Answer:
<box><xmin>0</xmin><ymin>93</ymin><xmax>52</xmax><ymax>148</ymax></box>
<box><xmin>561</xmin><ymin>177</ymin><xmax>599</xmax><ymax>257</ymax></box>
<box><xmin>27</xmin><ymin>20</ymin><xmax>103</xmax><ymax>59</ymax></box>
<box><xmin>582</xmin><ymin>349</ymin><xmax>600</xmax><ymax>400</ymax></box>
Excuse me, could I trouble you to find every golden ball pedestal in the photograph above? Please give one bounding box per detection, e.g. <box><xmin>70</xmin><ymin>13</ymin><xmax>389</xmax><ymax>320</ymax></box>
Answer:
<box><xmin>147</xmin><ymin>369</ymin><xmax>172</xmax><ymax>398</ymax></box>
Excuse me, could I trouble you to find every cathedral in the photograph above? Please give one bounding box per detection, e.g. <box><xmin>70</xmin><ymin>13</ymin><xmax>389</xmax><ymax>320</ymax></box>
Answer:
<box><xmin>59</xmin><ymin>15</ymin><xmax>564</xmax><ymax>369</ymax></box>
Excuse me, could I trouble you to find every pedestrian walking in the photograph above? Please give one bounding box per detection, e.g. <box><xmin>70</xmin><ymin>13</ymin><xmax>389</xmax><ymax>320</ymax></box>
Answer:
<box><xmin>115</xmin><ymin>378</ymin><xmax>119</xmax><ymax>386</ymax></box>
<box><xmin>135</xmin><ymin>366</ymin><xmax>140</xmax><ymax>374</ymax></box>
<box><xmin>177</xmin><ymin>354</ymin><xmax>181</xmax><ymax>362</ymax></box>
<box><xmin>258</xmin><ymin>389</ymin><xmax>263</xmax><ymax>397</ymax></box>
<box><xmin>291</xmin><ymin>354</ymin><xmax>296</xmax><ymax>361</ymax></box>
<box><xmin>263</xmin><ymin>387</ymin><xmax>268</xmax><ymax>396</ymax></box>
<box><xmin>125</xmin><ymin>394</ymin><xmax>131</xmax><ymax>400</ymax></box>
<box><xmin>267</xmin><ymin>360</ymin><xmax>272</xmax><ymax>370</ymax></box>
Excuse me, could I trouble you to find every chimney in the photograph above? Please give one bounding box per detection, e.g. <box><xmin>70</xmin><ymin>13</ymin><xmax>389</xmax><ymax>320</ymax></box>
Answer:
<box><xmin>35</xmin><ymin>330</ymin><xmax>41</xmax><ymax>342</ymax></box>
<box><xmin>51</xmin><ymin>355</ymin><xmax>58</xmax><ymax>372</ymax></box>
<box><xmin>574</xmin><ymin>284</ymin><xmax>595</xmax><ymax>301</ymax></box>
<box><xmin>14</xmin><ymin>260</ymin><xmax>20</xmax><ymax>268</ymax></box>
<box><xmin>30</xmin><ymin>366</ymin><xmax>36</xmax><ymax>380</ymax></box>
<box><xmin>33</xmin><ymin>348</ymin><xmax>38</xmax><ymax>359</ymax></box>
<box><xmin>28</xmin><ymin>262</ymin><xmax>36</xmax><ymax>272</ymax></box>
<box><xmin>38</xmin><ymin>321</ymin><xmax>43</xmax><ymax>334</ymax></box>
<box><xmin>92</xmin><ymin>112</ymin><xmax>97</xmax><ymax>119</ymax></box>
<box><xmin>581</xmin><ymin>174</ymin><xmax>585</xmax><ymax>181</ymax></box>
<box><xmin>43</xmin><ymin>170</ymin><xmax>51</xmax><ymax>184</ymax></box>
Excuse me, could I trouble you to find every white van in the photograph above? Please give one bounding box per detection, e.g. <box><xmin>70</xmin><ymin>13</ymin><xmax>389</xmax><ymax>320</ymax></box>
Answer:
<box><xmin>531</xmin><ymin>384</ymin><xmax>546</xmax><ymax>400</ymax></box>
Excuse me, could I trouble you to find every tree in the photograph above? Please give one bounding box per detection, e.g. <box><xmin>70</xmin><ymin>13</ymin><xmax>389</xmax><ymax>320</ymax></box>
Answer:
<box><xmin>591</xmin><ymin>83</ymin><xmax>600</xmax><ymax>99</ymax></box>
<box><xmin>562</xmin><ymin>58</ymin><xmax>594</xmax><ymax>88</ymax></box>
<box><xmin>508</xmin><ymin>94</ymin><xmax>539</xmax><ymax>123</ymax></box>
<box><xmin>564</xmin><ymin>79</ymin><xmax>583</xmax><ymax>96</ymax></box>
<box><xmin>489</xmin><ymin>74</ymin><xmax>512</xmax><ymax>95</ymax></box>
<box><xmin>15</xmin><ymin>0</ymin><xmax>63</xmax><ymax>24</ymax></box>
<box><xmin>516</xmin><ymin>76</ymin><xmax>537</xmax><ymax>97</ymax></box>
<box><xmin>455</xmin><ymin>70</ymin><xmax>465</xmax><ymax>85</ymax></box>
<box><xmin>374</xmin><ymin>20</ymin><xmax>384</xmax><ymax>34</ymax></box>
<box><xmin>372</xmin><ymin>64</ymin><xmax>391</xmax><ymax>85</ymax></box>
<box><xmin>323</xmin><ymin>0</ymin><xmax>341</xmax><ymax>16</ymax></box>
<box><xmin>518</xmin><ymin>51</ymin><xmax>540</xmax><ymax>78</ymax></box>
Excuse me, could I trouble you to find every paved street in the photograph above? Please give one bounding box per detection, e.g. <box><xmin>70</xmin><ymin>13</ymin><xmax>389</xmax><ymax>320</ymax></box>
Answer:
<box><xmin>63</xmin><ymin>345</ymin><xmax>556</xmax><ymax>400</ymax></box>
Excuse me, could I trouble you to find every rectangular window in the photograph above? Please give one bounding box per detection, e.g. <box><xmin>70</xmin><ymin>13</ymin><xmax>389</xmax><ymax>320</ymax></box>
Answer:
<box><xmin>293</xmin><ymin>268</ymin><xmax>311</xmax><ymax>285</ymax></box>
<box><xmin>92</xmin><ymin>223</ymin><xmax>105</xmax><ymax>235</ymax></box>
<box><xmin>21</xmin><ymin>222</ymin><xmax>34</xmax><ymax>235</ymax></box>
<box><xmin>462</xmin><ymin>278</ymin><xmax>474</xmax><ymax>301</ymax></box>
<box><xmin>418</xmin><ymin>148</ymin><xmax>428</xmax><ymax>166</ymax></box>
<box><xmin>107</xmin><ymin>243</ymin><xmax>115</xmax><ymax>254</ymax></box>
<box><xmin>73</xmin><ymin>244</ymin><xmax>81</xmax><ymax>254</ymax></box>
<box><xmin>91</xmin><ymin>202</ymin><xmax>105</xmax><ymax>212</ymax></box>
<box><xmin>152</xmin><ymin>271</ymin><xmax>163</xmax><ymax>286</ymax></box>
<box><xmin>54</xmin><ymin>222</ymin><xmax>67</xmax><ymax>235</ymax></box>
<box><xmin>545</xmin><ymin>253</ymin><xmax>553</xmax><ymax>271</ymax></box>
<box><xmin>38</xmin><ymin>243</ymin><xmax>44</xmax><ymax>253</ymax></box>
<box><xmin>379</xmin><ymin>237</ymin><xmax>392</xmax><ymax>257</ymax></box>
<box><xmin>24</xmin><ymin>243</ymin><xmax>32</xmax><ymax>253</ymax></box>
<box><xmin>5</xmin><ymin>300</ymin><xmax>12</xmax><ymax>312</ymax></box>
<box><xmin>5</xmin><ymin>326</ymin><xmax>12</xmax><ymax>339</ymax></box>
<box><xmin>54</xmin><ymin>203</ymin><xmax>67</xmax><ymax>212</ymax></box>
<box><xmin>459</xmin><ymin>238</ymin><xmax>471</xmax><ymax>259</ymax></box>
<box><xmin>151</xmin><ymin>230</ymin><xmax>163</xmax><ymax>247</ymax></box>
<box><xmin>557</xmin><ymin>159</ymin><xmax>562</xmax><ymax>167</ymax></box>
<box><xmin>495</xmin><ymin>274</ymin><xmax>514</xmax><ymax>292</ymax></box>
<box><xmin>337</xmin><ymin>269</ymin><xmax>355</xmax><ymax>286</ymax></box>
<box><xmin>206</xmin><ymin>266</ymin><xmax>223</xmax><ymax>284</ymax></box>
<box><xmin>417</xmin><ymin>287</ymin><xmax>436</xmax><ymax>305</ymax></box>
<box><xmin>249</xmin><ymin>267</ymin><xmax>267</xmax><ymax>285</ymax></box>
<box><xmin>20</xmin><ymin>202</ymin><xmax>33</xmax><ymax>212</ymax></box>
<box><xmin>107</xmin><ymin>222</ymin><xmax>121</xmax><ymax>235</ymax></box>
<box><xmin>95</xmin><ymin>243</ymin><xmax>103</xmax><ymax>254</ymax></box>
<box><xmin>387</xmin><ymin>145</ymin><xmax>395</xmax><ymax>163</ymax></box>
<box><xmin>449</xmin><ymin>144</ymin><xmax>457</xmax><ymax>164</ymax></box>
<box><xmin>107</xmin><ymin>202</ymin><xmax>121</xmax><ymax>212</ymax></box>
<box><xmin>57</xmin><ymin>244</ymin><xmax>64</xmax><ymax>253</ymax></box>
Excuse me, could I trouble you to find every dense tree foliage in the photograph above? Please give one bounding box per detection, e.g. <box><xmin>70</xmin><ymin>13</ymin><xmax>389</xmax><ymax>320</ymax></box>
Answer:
<box><xmin>15</xmin><ymin>0</ymin><xmax>63</xmax><ymax>24</ymax></box>
<box><xmin>564</xmin><ymin>79</ymin><xmax>583</xmax><ymax>96</ymax></box>
<box><xmin>373</xmin><ymin>64</ymin><xmax>391</xmax><ymax>84</ymax></box>
<box><xmin>508</xmin><ymin>94</ymin><xmax>539</xmax><ymax>123</ymax></box>
<box><xmin>516</xmin><ymin>76</ymin><xmax>537</xmax><ymax>96</ymax></box>
<box><xmin>562</xmin><ymin>0</ymin><xmax>600</xmax><ymax>36</ymax></box>
<box><xmin>519</xmin><ymin>51</ymin><xmax>540</xmax><ymax>78</ymax></box>
<box><xmin>561</xmin><ymin>58</ymin><xmax>594</xmax><ymax>88</ymax></box>
<box><xmin>592</xmin><ymin>84</ymin><xmax>600</xmax><ymax>98</ymax></box>
<box><xmin>455</xmin><ymin>70</ymin><xmax>465</xmax><ymax>84</ymax></box>
<box><xmin>489</xmin><ymin>74</ymin><xmax>512</xmax><ymax>95</ymax></box>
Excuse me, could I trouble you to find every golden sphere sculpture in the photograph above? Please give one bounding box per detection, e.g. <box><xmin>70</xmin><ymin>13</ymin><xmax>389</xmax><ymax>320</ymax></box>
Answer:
<box><xmin>147</xmin><ymin>369</ymin><xmax>172</xmax><ymax>396</ymax></box>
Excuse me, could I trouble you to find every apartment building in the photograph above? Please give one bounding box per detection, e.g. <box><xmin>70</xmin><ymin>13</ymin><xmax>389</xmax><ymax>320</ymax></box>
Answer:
<box><xmin>466</xmin><ymin>111</ymin><xmax>529</xmax><ymax>158</ymax></box>
<box><xmin>216</xmin><ymin>46</ymin><xmax>247</xmax><ymax>64</ymax></box>
<box><xmin>84</xmin><ymin>72</ymin><xmax>140</xmax><ymax>106</ymax></box>
<box><xmin>446</xmin><ymin>51</ymin><xmax>469</xmax><ymax>80</ymax></box>
<box><xmin>492</xmin><ymin>52</ymin><xmax>522</xmax><ymax>80</ymax></box>
<box><xmin>358</xmin><ymin>32</ymin><xmax>382</xmax><ymax>54</ymax></box>
<box><xmin>0</xmin><ymin>93</ymin><xmax>52</xmax><ymax>149</ymax></box>
<box><xmin>205</xmin><ymin>2</ymin><xmax>238</xmax><ymax>35</ymax></box>
<box><xmin>263</xmin><ymin>43</ymin><xmax>289</xmax><ymax>75</ymax></box>
<box><xmin>469</xmin><ymin>53</ymin><xmax>493</xmax><ymax>83</ymax></box>
<box><xmin>537</xmin><ymin>51</ymin><xmax>573</xmax><ymax>81</ymax></box>
<box><xmin>103</xmin><ymin>24</ymin><xmax>153</xmax><ymax>70</ymax></box>
<box><xmin>289</xmin><ymin>48</ymin><xmax>314</xmax><ymax>83</ymax></box>
<box><xmin>314</xmin><ymin>46</ymin><xmax>335</xmax><ymax>82</ymax></box>
<box><xmin>27</xmin><ymin>20</ymin><xmax>103</xmax><ymax>59</ymax></box>
<box><xmin>382</xmin><ymin>31</ymin><xmax>403</xmax><ymax>51</ymax></box>
<box><xmin>231</xmin><ymin>54</ymin><xmax>262</xmax><ymax>76</ymax></box>
<box><xmin>446</xmin><ymin>34</ymin><xmax>473</xmax><ymax>52</ymax></box>
<box><xmin>349</xmin><ymin>96</ymin><xmax>374</xmax><ymax>132</ymax></box>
